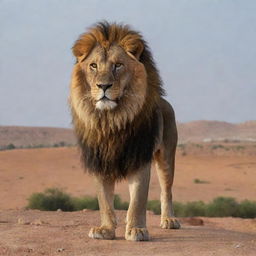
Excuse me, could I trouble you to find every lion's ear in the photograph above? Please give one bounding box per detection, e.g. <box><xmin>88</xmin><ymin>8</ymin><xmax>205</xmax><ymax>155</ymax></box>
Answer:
<box><xmin>129</xmin><ymin>41</ymin><xmax>144</xmax><ymax>60</ymax></box>
<box><xmin>122</xmin><ymin>38</ymin><xmax>144</xmax><ymax>61</ymax></box>
<box><xmin>72</xmin><ymin>34</ymin><xmax>96</xmax><ymax>63</ymax></box>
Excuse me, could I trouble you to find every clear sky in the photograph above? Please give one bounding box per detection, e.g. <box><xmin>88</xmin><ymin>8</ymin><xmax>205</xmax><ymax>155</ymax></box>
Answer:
<box><xmin>0</xmin><ymin>0</ymin><xmax>255</xmax><ymax>128</ymax></box>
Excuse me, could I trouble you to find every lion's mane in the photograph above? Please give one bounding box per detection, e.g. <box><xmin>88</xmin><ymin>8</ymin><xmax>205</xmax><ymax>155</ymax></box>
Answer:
<box><xmin>70</xmin><ymin>22</ymin><xmax>164</xmax><ymax>180</ymax></box>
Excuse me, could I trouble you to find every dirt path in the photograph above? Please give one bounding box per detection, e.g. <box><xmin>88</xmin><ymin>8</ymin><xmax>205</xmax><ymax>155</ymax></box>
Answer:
<box><xmin>0</xmin><ymin>210</ymin><xmax>255</xmax><ymax>256</ymax></box>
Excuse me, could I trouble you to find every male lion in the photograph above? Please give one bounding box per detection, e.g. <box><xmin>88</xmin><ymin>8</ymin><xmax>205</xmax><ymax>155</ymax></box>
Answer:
<box><xmin>69</xmin><ymin>21</ymin><xmax>180</xmax><ymax>241</ymax></box>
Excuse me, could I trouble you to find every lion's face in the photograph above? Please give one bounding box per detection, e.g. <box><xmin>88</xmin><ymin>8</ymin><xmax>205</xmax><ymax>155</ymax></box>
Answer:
<box><xmin>71</xmin><ymin>22</ymin><xmax>162</xmax><ymax>129</ymax></box>
<box><xmin>80</xmin><ymin>45</ymin><xmax>139</xmax><ymax>111</ymax></box>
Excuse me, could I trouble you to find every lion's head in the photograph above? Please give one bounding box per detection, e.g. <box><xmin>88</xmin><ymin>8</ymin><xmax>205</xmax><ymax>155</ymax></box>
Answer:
<box><xmin>70</xmin><ymin>22</ymin><xmax>164</xmax><ymax>136</ymax></box>
<box><xmin>75</xmin><ymin>42</ymin><xmax>146</xmax><ymax>111</ymax></box>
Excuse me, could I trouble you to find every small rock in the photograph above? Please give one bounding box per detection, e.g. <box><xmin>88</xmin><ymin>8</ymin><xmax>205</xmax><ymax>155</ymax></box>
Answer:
<box><xmin>57</xmin><ymin>209</ymin><xmax>62</xmax><ymax>212</ymax></box>
<box><xmin>82</xmin><ymin>209</ymin><xmax>91</xmax><ymax>212</ymax></box>
<box><xmin>31</xmin><ymin>219</ymin><xmax>47</xmax><ymax>226</ymax></box>
<box><xmin>57</xmin><ymin>248</ymin><xmax>65</xmax><ymax>252</ymax></box>
<box><xmin>0</xmin><ymin>220</ymin><xmax>8</xmax><ymax>223</ymax></box>
<box><xmin>182</xmin><ymin>217</ymin><xmax>204</xmax><ymax>226</ymax></box>
<box><xmin>17</xmin><ymin>218</ymin><xmax>30</xmax><ymax>225</ymax></box>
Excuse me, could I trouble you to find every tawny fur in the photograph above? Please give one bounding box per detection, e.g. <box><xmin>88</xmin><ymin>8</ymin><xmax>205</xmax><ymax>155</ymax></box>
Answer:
<box><xmin>69</xmin><ymin>21</ymin><xmax>180</xmax><ymax>241</ymax></box>
<box><xmin>70</xmin><ymin>22</ymin><xmax>163</xmax><ymax>179</ymax></box>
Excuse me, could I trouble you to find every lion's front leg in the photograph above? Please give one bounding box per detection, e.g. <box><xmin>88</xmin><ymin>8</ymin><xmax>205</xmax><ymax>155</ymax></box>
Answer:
<box><xmin>88</xmin><ymin>175</ymin><xmax>116</xmax><ymax>240</ymax></box>
<box><xmin>125</xmin><ymin>164</ymin><xmax>151</xmax><ymax>241</ymax></box>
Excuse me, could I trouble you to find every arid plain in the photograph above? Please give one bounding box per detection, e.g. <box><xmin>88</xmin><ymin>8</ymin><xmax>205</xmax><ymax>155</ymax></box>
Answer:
<box><xmin>0</xmin><ymin>122</ymin><xmax>255</xmax><ymax>255</ymax></box>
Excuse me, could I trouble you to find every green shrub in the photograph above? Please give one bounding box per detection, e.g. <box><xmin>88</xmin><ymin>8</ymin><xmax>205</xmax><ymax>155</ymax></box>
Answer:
<box><xmin>147</xmin><ymin>200</ymin><xmax>161</xmax><ymax>214</ymax></box>
<box><xmin>194</xmin><ymin>178</ymin><xmax>210</xmax><ymax>184</ymax></box>
<box><xmin>7</xmin><ymin>143</ymin><xmax>16</xmax><ymax>149</ymax></box>
<box><xmin>194</xmin><ymin>144</ymin><xmax>203</xmax><ymax>148</ymax></box>
<box><xmin>177</xmin><ymin>144</ymin><xmax>186</xmax><ymax>149</ymax></box>
<box><xmin>27</xmin><ymin>189</ymin><xmax>129</xmax><ymax>211</ymax></box>
<box><xmin>183</xmin><ymin>201</ymin><xmax>206</xmax><ymax>217</ymax></box>
<box><xmin>211</xmin><ymin>144</ymin><xmax>225</xmax><ymax>150</ymax></box>
<box><xmin>206</xmin><ymin>197</ymin><xmax>239</xmax><ymax>217</ymax></box>
<box><xmin>27</xmin><ymin>189</ymin><xmax>256</xmax><ymax>218</ymax></box>
<box><xmin>114</xmin><ymin>195</ymin><xmax>129</xmax><ymax>210</ymax></box>
<box><xmin>72</xmin><ymin>196</ymin><xmax>99</xmax><ymax>210</ymax></box>
<box><xmin>149</xmin><ymin>197</ymin><xmax>256</xmax><ymax>218</ymax></box>
<box><xmin>237</xmin><ymin>200</ymin><xmax>256</xmax><ymax>218</ymax></box>
<box><xmin>27</xmin><ymin>188</ymin><xmax>74</xmax><ymax>211</ymax></box>
<box><xmin>173</xmin><ymin>201</ymin><xmax>185</xmax><ymax>217</ymax></box>
<box><xmin>0</xmin><ymin>143</ymin><xmax>17</xmax><ymax>150</ymax></box>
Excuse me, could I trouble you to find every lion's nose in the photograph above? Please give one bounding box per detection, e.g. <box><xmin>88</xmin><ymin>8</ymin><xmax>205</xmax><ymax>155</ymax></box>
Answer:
<box><xmin>97</xmin><ymin>84</ymin><xmax>113</xmax><ymax>92</ymax></box>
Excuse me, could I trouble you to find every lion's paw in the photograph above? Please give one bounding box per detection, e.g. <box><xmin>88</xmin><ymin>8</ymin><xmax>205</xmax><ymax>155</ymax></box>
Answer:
<box><xmin>125</xmin><ymin>227</ymin><xmax>149</xmax><ymax>241</ymax></box>
<box><xmin>88</xmin><ymin>227</ymin><xmax>115</xmax><ymax>240</ymax></box>
<box><xmin>160</xmin><ymin>217</ymin><xmax>181</xmax><ymax>229</ymax></box>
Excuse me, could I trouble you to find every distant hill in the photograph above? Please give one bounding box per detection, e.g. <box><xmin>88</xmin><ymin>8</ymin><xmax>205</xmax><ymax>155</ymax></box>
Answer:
<box><xmin>0</xmin><ymin>121</ymin><xmax>256</xmax><ymax>148</ymax></box>
<box><xmin>177</xmin><ymin>120</ymin><xmax>256</xmax><ymax>143</ymax></box>
<box><xmin>0</xmin><ymin>126</ymin><xmax>76</xmax><ymax>149</ymax></box>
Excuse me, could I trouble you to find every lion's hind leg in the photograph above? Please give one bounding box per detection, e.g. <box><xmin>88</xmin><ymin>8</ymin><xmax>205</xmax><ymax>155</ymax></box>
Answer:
<box><xmin>154</xmin><ymin>149</ymin><xmax>181</xmax><ymax>229</ymax></box>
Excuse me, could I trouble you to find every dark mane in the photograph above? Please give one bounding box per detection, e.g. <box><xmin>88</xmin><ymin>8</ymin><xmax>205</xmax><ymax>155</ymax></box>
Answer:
<box><xmin>76</xmin><ymin>109</ymin><xmax>160</xmax><ymax>180</ymax></box>
<box><xmin>97</xmin><ymin>21</ymin><xmax>110</xmax><ymax>40</ymax></box>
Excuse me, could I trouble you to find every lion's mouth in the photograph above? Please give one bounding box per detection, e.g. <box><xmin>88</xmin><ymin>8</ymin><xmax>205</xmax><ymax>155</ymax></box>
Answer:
<box><xmin>98</xmin><ymin>95</ymin><xmax>119</xmax><ymax>104</ymax></box>
<box><xmin>99</xmin><ymin>96</ymin><xmax>112</xmax><ymax>101</ymax></box>
<box><xmin>96</xmin><ymin>96</ymin><xmax>118</xmax><ymax>110</ymax></box>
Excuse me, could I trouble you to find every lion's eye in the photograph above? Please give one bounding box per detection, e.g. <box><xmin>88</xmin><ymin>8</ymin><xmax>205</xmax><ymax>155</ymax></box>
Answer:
<box><xmin>115</xmin><ymin>63</ymin><xmax>123</xmax><ymax>69</ymax></box>
<box><xmin>90</xmin><ymin>63</ymin><xmax>97</xmax><ymax>69</ymax></box>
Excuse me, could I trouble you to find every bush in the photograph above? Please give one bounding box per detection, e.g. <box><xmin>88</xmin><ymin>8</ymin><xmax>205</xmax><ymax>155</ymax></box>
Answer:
<box><xmin>27</xmin><ymin>189</ymin><xmax>129</xmax><ymax>212</ymax></box>
<box><xmin>114</xmin><ymin>195</ymin><xmax>129</xmax><ymax>210</ymax></box>
<box><xmin>72</xmin><ymin>196</ymin><xmax>99</xmax><ymax>210</ymax></box>
<box><xmin>7</xmin><ymin>143</ymin><xmax>16</xmax><ymax>150</ymax></box>
<box><xmin>27</xmin><ymin>188</ymin><xmax>74</xmax><ymax>211</ymax></box>
<box><xmin>237</xmin><ymin>200</ymin><xmax>256</xmax><ymax>218</ymax></box>
<box><xmin>147</xmin><ymin>200</ymin><xmax>161</xmax><ymax>214</ymax></box>
<box><xmin>173</xmin><ymin>201</ymin><xmax>185</xmax><ymax>217</ymax></box>
<box><xmin>183</xmin><ymin>201</ymin><xmax>206</xmax><ymax>217</ymax></box>
<box><xmin>149</xmin><ymin>197</ymin><xmax>256</xmax><ymax>218</ymax></box>
<box><xmin>27</xmin><ymin>189</ymin><xmax>256</xmax><ymax>218</ymax></box>
<box><xmin>0</xmin><ymin>143</ymin><xmax>16</xmax><ymax>150</ymax></box>
<box><xmin>211</xmin><ymin>144</ymin><xmax>225</xmax><ymax>150</ymax></box>
<box><xmin>206</xmin><ymin>197</ymin><xmax>239</xmax><ymax>217</ymax></box>
<box><xmin>194</xmin><ymin>178</ymin><xmax>210</xmax><ymax>184</ymax></box>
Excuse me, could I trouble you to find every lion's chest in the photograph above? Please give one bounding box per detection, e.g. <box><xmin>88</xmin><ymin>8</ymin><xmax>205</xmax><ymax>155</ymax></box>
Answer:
<box><xmin>78</xmin><ymin>111</ymin><xmax>159</xmax><ymax>180</ymax></box>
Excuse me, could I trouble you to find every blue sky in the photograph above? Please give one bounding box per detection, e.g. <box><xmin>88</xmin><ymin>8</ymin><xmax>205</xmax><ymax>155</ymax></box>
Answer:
<box><xmin>0</xmin><ymin>0</ymin><xmax>255</xmax><ymax>127</ymax></box>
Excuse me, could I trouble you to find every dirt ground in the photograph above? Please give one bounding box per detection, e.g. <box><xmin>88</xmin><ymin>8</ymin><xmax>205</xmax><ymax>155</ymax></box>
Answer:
<box><xmin>0</xmin><ymin>210</ymin><xmax>255</xmax><ymax>256</ymax></box>
<box><xmin>0</xmin><ymin>147</ymin><xmax>255</xmax><ymax>256</ymax></box>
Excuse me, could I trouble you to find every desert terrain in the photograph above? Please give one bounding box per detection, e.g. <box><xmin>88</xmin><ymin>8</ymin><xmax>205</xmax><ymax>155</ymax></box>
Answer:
<box><xmin>0</xmin><ymin>147</ymin><xmax>256</xmax><ymax>209</ymax></box>
<box><xmin>0</xmin><ymin>122</ymin><xmax>255</xmax><ymax>255</ymax></box>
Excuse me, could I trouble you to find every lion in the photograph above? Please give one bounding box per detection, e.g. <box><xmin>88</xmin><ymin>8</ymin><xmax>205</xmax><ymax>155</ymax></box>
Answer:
<box><xmin>69</xmin><ymin>21</ymin><xmax>180</xmax><ymax>241</ymax></box>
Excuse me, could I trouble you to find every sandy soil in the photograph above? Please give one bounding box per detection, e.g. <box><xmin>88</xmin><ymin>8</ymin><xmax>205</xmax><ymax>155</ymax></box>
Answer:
<box><xmin>0</xmin><ymin>147</ymin><xmax>255</xmax><ymax>209</ymax></box>
<box><xmin>0</xmin><ymin>147</ymin><xmax>256</xmax><ymax>256</ymax></box>
<box><xmin>0</xmin><ymin>210</ymin><xmax>255</xmax><ymax>256</ymax></box>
